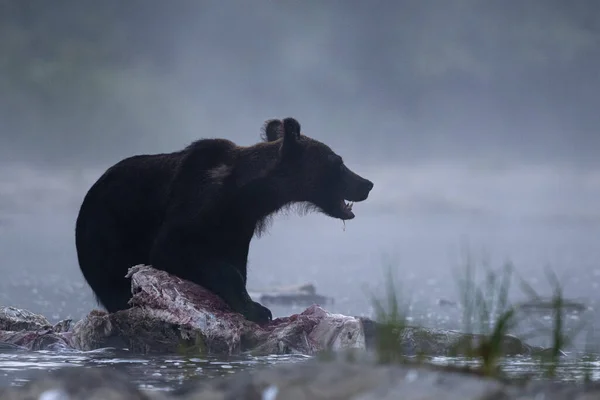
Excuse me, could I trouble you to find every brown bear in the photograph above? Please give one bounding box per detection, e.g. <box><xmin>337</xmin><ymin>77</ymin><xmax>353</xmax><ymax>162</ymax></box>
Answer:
<box><xmin>75</xmin><ymin>117</ymin><xmax>374</xmax><ymax>324</ymax></box>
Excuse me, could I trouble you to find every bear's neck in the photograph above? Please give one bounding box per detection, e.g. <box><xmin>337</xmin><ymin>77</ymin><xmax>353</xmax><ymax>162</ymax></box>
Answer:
<box><xmin>226</xmin><ymin>143</ymin><xmax>297</xmax><ymax>233</ymax></box>
<box><xmin>236</xmin><ymin>176</ymin><xmax>293</xmax><ymax>231</ymax></box>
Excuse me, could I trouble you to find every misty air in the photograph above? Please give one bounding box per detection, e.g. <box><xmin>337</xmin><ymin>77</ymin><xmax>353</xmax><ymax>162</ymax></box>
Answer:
<box><xmin>0</xmin><ymin>1</ymin><xmax>599</xmax><ymax>398</ymax></box>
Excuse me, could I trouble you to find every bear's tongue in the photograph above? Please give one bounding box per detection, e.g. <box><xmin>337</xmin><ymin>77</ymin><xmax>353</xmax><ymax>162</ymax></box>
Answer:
<box><xmin>339</xmin><ymin>199</ymin><xmax>355</xmax><ymax>219</ymax></box>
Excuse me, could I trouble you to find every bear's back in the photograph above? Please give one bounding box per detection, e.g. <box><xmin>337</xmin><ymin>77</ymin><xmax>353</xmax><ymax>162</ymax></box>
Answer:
<box><xmin>78</xmin><ymin>136</ymin><xmax>238</xmax><ymax>234</ymax></box>
<box><xmin>80</xmin><ymin>152</ymin><xmax>183</xmax><ymax>232</ymax></box>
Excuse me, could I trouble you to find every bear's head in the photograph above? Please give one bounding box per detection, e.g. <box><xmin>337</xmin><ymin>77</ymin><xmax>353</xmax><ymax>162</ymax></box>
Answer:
<box><xmin>262</xmin><ymin>117</ymin><xmax>374</xmax><ymax>220</ymax></box>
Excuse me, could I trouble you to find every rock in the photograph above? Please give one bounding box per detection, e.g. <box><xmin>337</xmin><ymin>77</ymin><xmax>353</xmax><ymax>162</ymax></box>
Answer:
<box><xmin>0</xmin><ymin>342</ymin><xmax>27</xmax><ymax>350</ymax></box>
<box><xmin>0</xmin><ymin>329</ymin><xmax>71</xmax><ymax>351</ymax></box>
<box><xmin>52</xmin><ymin>318</ymin><xmax>73</xmax><ymax>333</ymax></box>
<box><xmin>436</xmin><ymin>298</ymin><xmax>459</xmax><ymax>308</ymax></box>
<box><xmin>0</xmin><ymin>306</ymin><xmax>73</xmax><ymax>351</ymax></box>
<box><xmin>0</xmin><ymin>305</ymin><xmax>52</xmax><ymax>331</ymax></box>
<box><xmin>518</xmin><ymin>298</ymin><xmax>588</xmax><ymax>313</ymax></box>
<box><xmin>403</xmin><ymin>328</ymin><xmax>534</xmax><ymax>356</ymax></box>
<box><xmin>249</xmin><ymin>283</ymin><xmax>334</xmax><ymax>307</ymax></box>
<box><xmin>252</xmin><ymin>283</ymin><xmax>318</xmax><ymax>296</ymax></box>
<box><xmin>257</xmin><ymin>292</ymin><xmax>333</xmax><ymax>307</ymax></box>
<box><xmin>359</xmin><ymin>317</ymin><xmax>541</xmax><ymax>357</ymax></box>
<box><xmin>65</xmin><ymin>265</ymin><xmax>367</xmax><ymax>355</ymax></box>
<box><xmin>0</xmin><ymin>265</ymin><xmax>549</xmax><ymax>358</ymax></box>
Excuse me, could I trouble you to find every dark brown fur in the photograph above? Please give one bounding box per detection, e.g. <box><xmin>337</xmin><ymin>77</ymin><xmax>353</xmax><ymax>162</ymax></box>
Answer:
<box><xmin>75</xmin><ymin>117</ymin><xmax>374</xmax><ymax>324</ymax></box>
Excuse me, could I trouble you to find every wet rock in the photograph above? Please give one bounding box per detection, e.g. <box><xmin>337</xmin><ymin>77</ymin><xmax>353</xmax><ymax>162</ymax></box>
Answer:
<box><xmin>519</xmin><ymin>298</ymin><xmax>589</xmax><ymax>314</ymax></box>
<box><xmin>0</xmin><ymin>306</ymin><xmax>73</xmax><ymax>351</ymax></box>
<box><xmin>0</xmin><ymin>329</ymin><xmax>71</xmax><ymax>351</ymax></box>
<box><xmin>0</xmin><ymin>265</ymin><xmax>548</xmax><ymax>357</ymax></box>
<box><xmin>70</xmin><ymin>301</ymin><xmax>364</xmax><ymax>356</ymax></box>
<box><xmin>0</xmin><ymin>341</ymin><xmax>27</xmax><ymax>351</ymax></box>
<box><xmin>52</xmin><ymin>318</ymin><xmax>73</xmax><ymax>333</ymax></box>
<box><xmin>0</xmin><ymin>305</ymin><xmax>52</xmax><ymax>331</ymax></box>
<box><xmin>402</xmin><ymin>328</ymin><xmax>535</xmax><ymax>356</ymax></box>
<box><xmin>69</xmin><ymin>309</ymin><xmax>119</xmax><ymax>351</ymax></box>
<box><xmin>436</xmin><ymin>298</ymin><xmax>459</xmax><ymax>308</ymax></box>
<box><xmin>359</xmin><ymin>318</ymin><xmax>541</xmax><ymax>357</ymax></box>
<box><xmin>67</xmin><ymin>265</ymin><xmax>366</xmax><ymax>355</ymax></box>
<box><xmin>68</xmin><ymin>265</ymin><xmax>537</xmax><ymax>357</ymax></box>
<box><xmin>249</xmin><ymin>282</ymin><xmax>334</xmax><ymax>307</ymax></box>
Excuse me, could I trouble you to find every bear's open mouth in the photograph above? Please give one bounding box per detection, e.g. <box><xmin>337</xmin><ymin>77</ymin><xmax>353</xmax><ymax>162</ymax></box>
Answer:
<box><xmin>337</xmin><ymin>199</ymin><xmax>355</xmax><ymax>220</ymax></box>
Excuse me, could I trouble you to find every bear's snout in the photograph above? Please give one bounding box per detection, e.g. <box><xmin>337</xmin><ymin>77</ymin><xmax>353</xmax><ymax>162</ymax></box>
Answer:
<box><xmin>354</xmin><ymin>178</ymin><xmax>374</xmax><ymax>201</ymax></box>
<box><xmin>363</xmin><ymin>179</ymin><xmax>374</xmax><ymax>193</ymax></box>
<box><xmin>343</xmin><ymin>171</ymin><xmax>374</xmax><ymax>202</ymax></box>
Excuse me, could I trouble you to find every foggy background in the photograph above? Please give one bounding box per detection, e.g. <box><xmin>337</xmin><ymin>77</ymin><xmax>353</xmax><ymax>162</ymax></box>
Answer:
<box><xmin>0</xmin><ymin>0</ymin><xmax>599</xmax><ymax>347</ymax></box>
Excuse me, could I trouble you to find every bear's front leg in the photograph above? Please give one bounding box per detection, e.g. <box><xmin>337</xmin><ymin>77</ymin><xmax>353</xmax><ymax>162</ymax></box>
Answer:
<box><xmin>194</xmin><ymin>261</ymin><xmax>273</xmax><ymax>325</ymax></box>
<box><xmin>248</xmin><ymin>300</ymin><xmax>273</xmax><ymax>325</ymax></box>
<box><xmin>149</xmin><ymin>229</ymin><xmax>272</xmax><ymax>324</ymax></box>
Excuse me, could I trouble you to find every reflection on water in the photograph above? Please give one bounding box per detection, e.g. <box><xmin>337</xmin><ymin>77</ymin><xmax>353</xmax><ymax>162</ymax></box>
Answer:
<box><xmin>0</xmin><ymin>347</ymin><xmax>312</xmax><ymax>392</ymax></box>
<box><xmin>430</xmin><ymin>353</ymin><xmax>600</xmax><ymax>382</ymax></box>
<box><xmin>1</xmin><ymin>347</ymin><xmax>600</xmax><ymax>392</ymax></box>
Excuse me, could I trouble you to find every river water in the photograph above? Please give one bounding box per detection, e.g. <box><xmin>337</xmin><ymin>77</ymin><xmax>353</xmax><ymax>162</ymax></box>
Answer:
<box><xmin>0</xmin><ymin>347</ymin><xmax>312</xmax><ymax>392</ymax></box>
<box><xmin>1</xmin><ymin>347</ymin><xmax>600</xmax><ymax>393</ymax></box>
<box><xmin>1</xmin><ymin>286</ymin><xmax>599</xmax><ymax>392</ymax></box>
<box><xmin>1</xmin><ymin>213</ymin><xmax>599</xmax><ymax>391</ymax></box>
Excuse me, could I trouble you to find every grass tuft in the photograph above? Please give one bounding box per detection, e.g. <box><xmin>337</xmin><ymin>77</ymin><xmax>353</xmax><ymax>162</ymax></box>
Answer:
<box><xmin>453</xmin><ymin>257</ymin><xmax>518</xmax><ymax>376</ymax></box>
<box><xmin>368</xmin><ymin>248</ymin><xmax>593</xmax><ymax>382</ymax></box>
<box><xmin>368</xmin><ymin>262</ymin><xmax>411</xmax><ymax>364</ymax></box>
<box><xmin>516</xmin><ymin>267</ymin><xmax>590</xmax><ymax>378</ymax></box>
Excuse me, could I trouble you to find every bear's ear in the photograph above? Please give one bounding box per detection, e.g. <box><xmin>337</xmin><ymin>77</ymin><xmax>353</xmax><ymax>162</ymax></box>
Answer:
<box><xmin>282</xmin><ymin>117</ymin><xmax>301</xmax><ymax>142</ymax></box>
<box><xmin>280</xmin><ymin>117</ymin><xmax>301</xmax><ymax>157</ymax></box>
<box><xmin>262</xmin><ymin>119</ymin><xmax>284</xmax><ymax>142</ymax></box>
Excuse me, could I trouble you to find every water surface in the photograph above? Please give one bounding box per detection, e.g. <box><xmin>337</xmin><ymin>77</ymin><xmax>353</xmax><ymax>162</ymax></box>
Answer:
<box><xmin>2</xmin><ymin>348</ymin><xmax>600</xmax><ymax>392</ymax></box>
<box><xmin>0</xmin><ymin>347</ymin><xmax>311</xmax><ymax>392</ymax></box>
<box><xmin>1</xmin><ymin>213</ymin><xmax>599</xmax><ymax>390</ymax></box>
